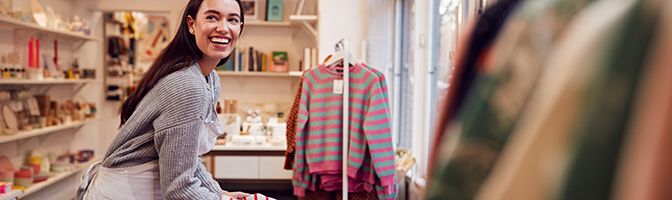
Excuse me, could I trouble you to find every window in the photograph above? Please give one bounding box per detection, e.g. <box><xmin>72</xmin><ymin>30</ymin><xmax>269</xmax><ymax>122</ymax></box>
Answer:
<box><xmin>397</xmin><ymin>0</ymin><xmax>415</xmax><ymax>151</ymax></box>
<box><xmin>368</xmin><ymin>0</ymin><xmax>464</xmax><ymax>190</ymax></box>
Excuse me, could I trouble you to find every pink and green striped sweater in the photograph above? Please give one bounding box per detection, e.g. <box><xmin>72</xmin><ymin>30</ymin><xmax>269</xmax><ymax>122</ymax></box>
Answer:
<box><xmin>293</xmin><ymin>63</ymin><xmax>396</xmax><ymax>199</ymax></box>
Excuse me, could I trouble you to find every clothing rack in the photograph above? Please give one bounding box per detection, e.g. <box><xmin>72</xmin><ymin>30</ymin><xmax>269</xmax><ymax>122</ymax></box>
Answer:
<box><xmin>337</xmin><ymin>38</ymin><xmax>351</xmax><ymax>200</ymax></box>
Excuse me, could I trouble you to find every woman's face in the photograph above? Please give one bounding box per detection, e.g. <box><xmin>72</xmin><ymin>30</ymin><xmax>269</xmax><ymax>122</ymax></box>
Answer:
<box><xmin>187</xmin><ymin>0</ymin><xmax>242</xmax><ymax>63</ymax></box>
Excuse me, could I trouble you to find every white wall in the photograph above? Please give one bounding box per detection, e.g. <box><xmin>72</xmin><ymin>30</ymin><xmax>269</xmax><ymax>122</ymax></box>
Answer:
<box><xmin>318</xmin><ymin>0</ymin><xmax>367</xmax><ymax>61</ymax></box>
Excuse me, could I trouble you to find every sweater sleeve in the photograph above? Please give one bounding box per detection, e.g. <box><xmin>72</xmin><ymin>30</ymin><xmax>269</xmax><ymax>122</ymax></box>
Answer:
<box><xmin>363</xmin><ymin>76</ymin><xmax>397</xmax><ymax>198</ymax></box>
<box><xmin>153</xmin><ymin>80</ymin><xmax>221</xmax><ymax>200</ymax></box>
<box><xmin>195</xmin><ymin>159</ymin><xmax>226</xmax><ymax>195</ymax></box>
<box><xmin>293</xmin><ymin>77</ymin><xmax>311</xmax><ymax>196</ymax></box>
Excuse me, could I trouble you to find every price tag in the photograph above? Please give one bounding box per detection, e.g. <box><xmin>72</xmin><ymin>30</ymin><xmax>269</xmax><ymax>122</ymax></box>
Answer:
<box><xmin>333</xmin><ymin>80</ymin><xmax>344</xmax><ymax>94</ymax></box>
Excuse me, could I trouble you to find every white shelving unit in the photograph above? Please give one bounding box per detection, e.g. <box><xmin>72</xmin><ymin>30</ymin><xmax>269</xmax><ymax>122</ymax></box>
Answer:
<box><xmin>217</xmin><ymin>71</ymin><xmax>302</xmax><ymax>78</ymax></box>
<box><xmin>0</xmin><ymin>79</ymin><xmax>96</xmax><ymax>85</ymax></box>
<box><xmin>209</xmin><ymin>0</ymin><xmax>316</xmax><ymax>185</ymax></box>
<box><xmin>0</xmin><ymin>190</ymin><xmax>21</xmax><ymax>200</ymax></box>
<box><xmin>0</xmin><ymin>119</ymin><xmax>97</xmax><ymax>144</ymax></box>
<box><xmin>0</xmin><ymin>16</ymin><xmax>99</xmax><ymax>41</ymax></box>
<box><xmin>19</xmin><ymin>158</ymin><xmax>100</xmax><ymax>198</ymax></box>
<box><xmin>0</xmin><ymin>2</ymin><xmax>101</xmax><ymax>199</ymax></box>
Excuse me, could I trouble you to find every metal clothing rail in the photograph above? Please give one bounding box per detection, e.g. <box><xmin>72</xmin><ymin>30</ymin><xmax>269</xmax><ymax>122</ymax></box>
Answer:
<box><xmin>339</xmin><ymin>39</ymin><xmax>351</xmax><ymax>200</ymax></box>
<box><xmin>324</xmin><ymin>38</ymin><xmax>355</xmax><ymax>200</ymax></box>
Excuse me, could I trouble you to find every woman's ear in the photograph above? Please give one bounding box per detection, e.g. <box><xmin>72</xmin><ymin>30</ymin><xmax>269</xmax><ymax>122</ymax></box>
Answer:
<box><xmin>187</xmin><ymin>15</ymin><xmax>195</xmax><ymax>34</ymax></box>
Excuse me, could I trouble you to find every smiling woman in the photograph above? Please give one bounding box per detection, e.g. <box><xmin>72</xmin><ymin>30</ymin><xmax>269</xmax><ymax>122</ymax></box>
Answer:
<box><xmin>75</xmin><ymin>0</ymin><xmax>251</xmax><ymax>200</ymax></box>
<box><xmin>187</xmin><ymin>0</ymin><xmax>243</xmax><ymax>69</ymax></box>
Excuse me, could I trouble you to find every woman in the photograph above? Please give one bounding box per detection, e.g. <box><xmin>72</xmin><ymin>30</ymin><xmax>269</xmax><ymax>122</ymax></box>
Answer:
<box><xmin>77</xmin><ymin>0</ymin><xmax>250</xmax><ymax>199</ymax></box>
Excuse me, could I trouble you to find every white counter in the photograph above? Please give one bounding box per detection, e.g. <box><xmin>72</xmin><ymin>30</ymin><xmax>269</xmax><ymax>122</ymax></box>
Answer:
<box><xmin>211</xmin><ymin>143</ymin><xmax>287</xmax><ymax>151</ymax></box>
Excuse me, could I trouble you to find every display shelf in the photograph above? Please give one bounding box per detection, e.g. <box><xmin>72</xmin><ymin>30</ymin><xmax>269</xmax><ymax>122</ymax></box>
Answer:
<box><xmin>0</xmin><ymin>190</ymin><xmax>21</xmax><ymax>200</ymax></box>
<box><xmin>289</xmin><ymin>15</ymin><xmax>318</xmax><ymax>22</ymax></box>
<box><xmin>217</xmin><ymin>71</ymin><xmax>302</xmax><ymax>78</ymax></box>
<box><xmin>0</xmin><ymin>79</ymin><xmax>96</xmax><ymax>85</ymax></box>
<box><xmin>20</xmin><ymin>158</ymin><xmax>100</xmax><ymax>198</ymax></box>
<box><xmin>0</xmin><ymin>119</ymin><xmax>97</xmax><ymax>144</ymax></box>
<box><xmin>0</xmin><ymin>16</ymin><xmax>99</xmax><ymax>41</ymax></box>
<box><xmin>212</xmin><ymin>143</ymin><xmax>287</xmax><ymax>151</ymax></box>
<box><xmin>245</xmin><ymin>21</ymin><xmax>291</xmax><ymax>27</ymax></box>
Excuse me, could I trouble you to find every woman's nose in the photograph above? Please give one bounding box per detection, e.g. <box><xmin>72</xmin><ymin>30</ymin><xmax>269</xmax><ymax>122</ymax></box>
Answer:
<box><xmin>216</xmin><ymin>22</ymin><xmax>229</xmax><ymax>33</ymax></box>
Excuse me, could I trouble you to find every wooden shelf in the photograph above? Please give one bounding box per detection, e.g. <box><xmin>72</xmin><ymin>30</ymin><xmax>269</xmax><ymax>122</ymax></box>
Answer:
<box><xmin>245</xmin><ymin>21</ymin><xmax>291</xmax><ymax>27</ymax></box>
<box><xmin>0</xmin><ymin>79</ymin><xmax>96</xmax><ymax>85</ymax></box>
<box><xmin>20</xmin><ymin>158</ymin><xmax>100</xmax><ymax>198</ymax></box>
<box><xmin>289</xmin><ymin>15</ymin><xmax>318</xmax><ymax>22</ymax></box>
<box><xmin>217</xmin><ymin>71</ymin><xmax>302</xmax><ymax>78</ymax></box>
<box><xmin>0</xmin><ymin>119</ymin><xmax>96</xmax><ymax>144</ymax></box>
<box><xmin>0</xmin><ymin>190</ymin><xmax>21</xmax><ymax>200</ymax></box>
<box><xmin>0</xmin><ymin>16</ymin><xmax>99</xmax><ymax>41</ymax></box>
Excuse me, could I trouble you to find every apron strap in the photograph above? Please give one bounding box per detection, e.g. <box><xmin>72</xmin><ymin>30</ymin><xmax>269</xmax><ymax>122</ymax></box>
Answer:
<box><xmin>76</xmin><ymin>161</ymin><xmax>102</xmax><ymax>200</ymax></box>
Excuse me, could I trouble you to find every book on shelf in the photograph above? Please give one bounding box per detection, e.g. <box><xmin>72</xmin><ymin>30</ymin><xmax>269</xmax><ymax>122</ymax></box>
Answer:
<box><xmin>215</xmin><ymin>46</ymin><xmax>280</xmax><ymax>73</ymax></box>
<box><xmin>216</xmin><ymin>48</ymin><xmax>236</xmax><ymax>71</ymax></box>
<box><xmin>266</xmin><ymin>0</ymin><xmax>284</xmax><ymax>22</ymax></box>
<box><xmin>248</xmin><ymin>47</ymin><xmax>255</xmax><ymax>72</ymax></box>
<box><xmin>237</xmin><ymin>49</ymin><xmax>243</xmax><ymax>72</ymax></box>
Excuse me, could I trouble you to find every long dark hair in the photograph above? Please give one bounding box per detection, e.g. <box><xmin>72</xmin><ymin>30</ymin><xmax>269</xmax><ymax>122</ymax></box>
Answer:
<box><xmin>120</xmin><ymin>0</ymin><xmax>245</xmax><ymax>126</ymax></box>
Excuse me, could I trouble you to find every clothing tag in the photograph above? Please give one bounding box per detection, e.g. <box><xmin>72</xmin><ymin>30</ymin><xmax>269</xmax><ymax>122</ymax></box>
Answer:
<box><xmin>333</xmin><ymin>80</ymin><xmax>344</xmax><ymax>94</ymax></box>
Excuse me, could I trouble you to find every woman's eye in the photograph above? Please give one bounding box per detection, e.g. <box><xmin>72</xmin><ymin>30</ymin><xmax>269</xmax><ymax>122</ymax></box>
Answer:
<box><xmin>206</xmin><ymin>16</ymin><xmax>219</xmax><ymax>21</ymax></box>
<box><xmin>228</xmin><ymin>18</ymin><xmax>240</xmax><ymax>23</ymax></box>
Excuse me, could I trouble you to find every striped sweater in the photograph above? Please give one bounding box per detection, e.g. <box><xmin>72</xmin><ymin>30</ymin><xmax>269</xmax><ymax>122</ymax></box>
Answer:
<box><xmin>293</xmin><ymin>64</ymin><xmax>396</xmax><ymax>199</ymax></box>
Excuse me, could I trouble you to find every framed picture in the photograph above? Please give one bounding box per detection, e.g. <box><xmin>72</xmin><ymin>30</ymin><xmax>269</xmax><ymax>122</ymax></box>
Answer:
<box><xmin>265</xmin><ymin>0</ymin><xmax>283</xmax><ymax>22</ymax></box>
<box><xmin>241</xmin><ymin>0</ymin><xmax>258</xmax><ymax>20</ymax></box>
<box><xmin>270</xmin><ymin>51</ymin><xmax>288</xmax><ymax>72</ymax></box>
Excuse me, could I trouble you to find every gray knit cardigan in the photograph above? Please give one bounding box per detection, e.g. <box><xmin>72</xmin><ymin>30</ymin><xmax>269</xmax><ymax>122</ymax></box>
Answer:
<box><xmin>77</xmin><ymin>64</ymin><xmax>225</xmax><ymax>199</ymax></box>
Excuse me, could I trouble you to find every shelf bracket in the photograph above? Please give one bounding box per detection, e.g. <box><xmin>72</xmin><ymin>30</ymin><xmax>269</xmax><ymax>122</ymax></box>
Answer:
<box><xmin>40</xmin><ymin>85</ymin><xmax>54</xmax><ymax>95</ymax></box>
<box><xmin>301</xmin><ymin>21</ymin><xmax>318</xmax><ymax>40</ymax></box>
<box><xmin>73</xmin><ymin>125</ymin><xmax>85</xmax><ymax>133</ymax></box>
<box><xmin>290</xmin><ymin>0</ymin><xmax>318</xmax><ymax>40</ymax></box>
<box><xmin>73</xmin><ymin>40</ymin><xmax>87</xmax><ymax>50</ymax></box>
<box><xmin>295</xmin><ymin>0</ymin><xmax>306</xmax><ymax>15</ymax></box>
<box><xmin>73</xmin><ymin>83</ymin><xmax>87</xmax><ymax>94</ymax></box>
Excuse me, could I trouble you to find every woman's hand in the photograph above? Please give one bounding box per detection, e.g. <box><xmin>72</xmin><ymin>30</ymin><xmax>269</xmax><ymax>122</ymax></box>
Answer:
<box><xmin>222</xmin><ymin>191</ymin><xmax>251</xmax><ymax>199</ymax></box>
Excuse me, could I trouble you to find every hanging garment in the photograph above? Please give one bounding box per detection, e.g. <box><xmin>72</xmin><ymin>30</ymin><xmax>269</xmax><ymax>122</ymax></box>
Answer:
<box><xmin>304</xmin><ymin>191</ymin><xmax>378</xmax><ymax>200</ymax></box>
<box><xmin>430</xmin><ymin>0</ymin><xmax>522</xmax><ymax>171</ymax></box>
<box><xmin>476</xmin><ymin>0</ymin><xmax>637</xmax><ymax>199</ymax></box>
<box><xmin>287</xmin><ymin>65</ymin><xmax>388</xmax><ymax>171</ymax></box>
<box><xmin>293</xmin><ymin>63</ymin><xmax>396</xmax><ymax>200</ymax></box>
<box><xmin>559</xmin><ymin>1</ymin><xmax>661</xmax><ymax>199</ymax></box>
<box><xmin>285</xmin><ymin>77</ymin><xmax>304</xmax><ymax>170</ymax></box>
<box><xmin>426</xmin><ymin>0</ymin><xmax>592</xmax><ymax>199</ymax></box>
<box><xmin>304</xmin><ymin>190</ymin><xmax>379</xmax><ymax>200</ymax></box>
<box><xmin>613</xmin><ymin>2</ymin><xmax>672</xmax><ymax>199</ymax></box>
<box><xmin>107</xmin><ymin>36</ymin><xmax>121</xmax><ymax>58</ymax></box>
